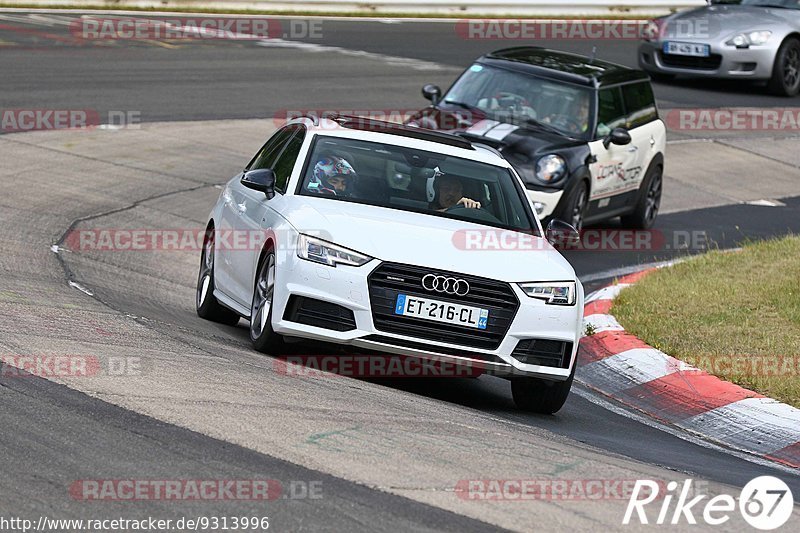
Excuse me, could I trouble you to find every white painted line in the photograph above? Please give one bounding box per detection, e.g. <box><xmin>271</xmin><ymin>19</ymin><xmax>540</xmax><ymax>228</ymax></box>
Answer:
<box><xmin>582</xmin><ymin>313</ymin><xmax>623</xmax><ymax>333</ymax></box>
<box><xmin>580</xmin><ymin>347</ymin><xmax>681</xmax><ymax>395</ymax></box>
<box><xmin>584</xmin><ymin>283</ymin><xmax>629</xmax><ymax>304</ymax></box>
<box><xmin>744</xmin><ymin>199</ymin><xmax>786</xmax><ymax>207</ymax></box>
<box><xmin>679</xmin><ymin>397</ymin><xmax>800</xmax><ymax>456</ymax></box>
<box><xmin>572</xmin><ymin>385</ymin><xmax>800</xmax><ymax>476</ymax></box>
<box><xmin>68</xmin><ymin>281</ymin><xmax>94</xmax><ymax>297</ymax></box>
<box><xmin>256</xmin><ymin>38</ymin><xmax>449</xmax><ymax>71</ymax></box>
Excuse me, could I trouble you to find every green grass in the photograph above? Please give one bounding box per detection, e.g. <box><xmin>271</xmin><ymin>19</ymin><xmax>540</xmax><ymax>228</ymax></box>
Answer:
<box><xmin>612</xmin><ymin>235</ymin><xmax>800</xmax><ymax>408</ymax></box>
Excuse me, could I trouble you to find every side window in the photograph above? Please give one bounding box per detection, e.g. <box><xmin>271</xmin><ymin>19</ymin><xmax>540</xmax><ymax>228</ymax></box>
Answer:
<box><xmin>271</xmin><ymin>128</ymin><xmax>306</xmax><ymax>193</ymax></box>
<box><xmin>622</xmin><ymin>82</ymin><xmax>658</xmax><ymax>129</ymax></box>
<box><xmin>247</xmin><ymin>127</ymin><xmax>293</xmax><ymax>171</ymax></box>
<box><xmin>595</xmin><ymin>87</ymin><xmax>626</xmax><ymax>139</ymax></box>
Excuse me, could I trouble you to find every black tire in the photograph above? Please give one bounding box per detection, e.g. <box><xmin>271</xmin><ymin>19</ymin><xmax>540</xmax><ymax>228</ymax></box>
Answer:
<box><xmin>621</xmin><ymin>164</ymin><xmax>662</xmax><ymax>230</ymax></box>
<box><xmin>768</xmin><ymin>38</ymin><xmax>800</xmax><ymax>97</ymax></box>
<box><xmin>196</xmin><ymin>228</ymin><xmax>241</xmax><ymax>326</ymax></box>
<box><xmin>511</xmin><ymin>364</ymin><xmax>575</xmax><ymax>414</ymax></box>
<box><xmin>249</xmin><ymin>249</ymin><xmax>284</xmax><ymax>354</ymax></box>
<box><xmin>554</xmin><ymin>180</ymin><xmax>588</xmax><ymax>231</ymax></box>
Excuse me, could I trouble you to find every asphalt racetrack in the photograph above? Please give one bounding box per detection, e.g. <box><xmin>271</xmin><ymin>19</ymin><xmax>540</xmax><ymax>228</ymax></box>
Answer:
<box><xmin>1</xmin><ymin>11</ymin><xmax>799</xmax><ymax>532</ymax></box>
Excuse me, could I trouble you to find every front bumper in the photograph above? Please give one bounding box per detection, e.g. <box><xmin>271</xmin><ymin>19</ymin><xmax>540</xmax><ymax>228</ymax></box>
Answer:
<box><xmin>526</xmin><ymin>189</ymin><xmax>564</xmax><ymax>219</ymax></box>
<box><xmin>639</xmin><ymin>41</ymin><xmax>776</xmax><ymax>79</ymax></box>
<box><xmin>271</xmin><ymin>253</ymin><xmax>583</xmax><ymax>380</ymax></box>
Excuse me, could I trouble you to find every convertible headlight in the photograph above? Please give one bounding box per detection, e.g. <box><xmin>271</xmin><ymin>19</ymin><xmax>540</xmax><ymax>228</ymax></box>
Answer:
<box><xmin>727</xmin><ymin>30</ymin><xmax>771</xmax><ymax>47</ymax></box>
<box><xmin>518</xmin><ymin>281</ymin><xmax>576</xmax><ymax>306</ymax></box>
<box><xmin>535</xmin><ymin>155</ymin><xmax>567</xmax><ymax>184</ymax></box>
<box><xmin>297</xmin><ymin>234</ymin><xmax>372</xmax><ymax>267</ymax></box>
<box><xmin>642</xmin><ymin>20</ymin><xmax>661</xmax><ymax>42</ymax></box>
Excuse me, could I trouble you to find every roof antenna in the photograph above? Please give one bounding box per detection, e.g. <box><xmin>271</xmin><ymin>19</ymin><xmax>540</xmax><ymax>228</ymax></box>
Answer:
<box><xmin>589</xmin><ymin>46</ymin><xmax>597</xmax><ymax>63</ymax></box>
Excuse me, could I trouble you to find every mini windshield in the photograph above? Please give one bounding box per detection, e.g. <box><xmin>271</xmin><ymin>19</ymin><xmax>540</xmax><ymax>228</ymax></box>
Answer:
<box><xmin>442</xmin><ymin>64</ymin><xmax>595</xmax><ymax>139</ymax></box>
<box><xmin>298</xmin><ymin>135</ymin><xmax>538</xmax><ymax>234</ymax></box>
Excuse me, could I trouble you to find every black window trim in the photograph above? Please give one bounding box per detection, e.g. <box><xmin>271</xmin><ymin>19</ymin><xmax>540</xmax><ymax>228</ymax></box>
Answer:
<box><xmin>293</xmin><ymin>134</ymin><xmax>541</xmax><ymax>236</ymax></box>
<box><xmin>271</xmin><ymin>125</ymin><xmax>307</xmax><ymax>195</ymax></box>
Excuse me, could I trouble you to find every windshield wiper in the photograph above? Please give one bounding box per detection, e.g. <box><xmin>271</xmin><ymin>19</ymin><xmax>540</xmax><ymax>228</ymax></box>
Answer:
<box><xmin>442</xmin><ymin>100</ymin><xmax>483</xmax><ymax>113</ymax></box>
<box><xmin>523</xmin><ymin>118</ymin><xmax>570</xmax><ymax>137</ymax></box>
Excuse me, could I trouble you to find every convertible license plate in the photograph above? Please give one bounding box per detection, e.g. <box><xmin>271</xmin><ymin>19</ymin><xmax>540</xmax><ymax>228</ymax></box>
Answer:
<box><xmin>663</xmin><ymin>41</ymin><xmax>710</xmax><ymax>57</ymax></box>
<box><xmin>395</xmin><ymin>294</ymin><xmax>488</xmax><ymax>330</ymax></box>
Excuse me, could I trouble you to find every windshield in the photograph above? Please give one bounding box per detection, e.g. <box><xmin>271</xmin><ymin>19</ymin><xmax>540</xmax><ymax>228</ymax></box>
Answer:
<box><xmin>442</xmin><ymin>64</ymin><xmax>595</xmax><ymax>139</ymax></box>
<box><xmin>298</xmin><ymin>135</ymin><xmax>538</xmax><ymax>234</ymax></box>
<box><xmin>740</xmin><ymin>0</ymin><xmax>800</xmax><ymax>7</ymax></box>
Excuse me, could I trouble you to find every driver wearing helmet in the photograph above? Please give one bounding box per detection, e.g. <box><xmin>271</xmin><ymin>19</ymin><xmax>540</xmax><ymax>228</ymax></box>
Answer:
<box><xmin>307</xmin><ymin>155</ymin><xmax>357</xmax><ymax>196</ymax></box>
<box><xmin>430</xmin><ymin>174</ymin><xmax>481</xmax><ymax>212</ymax></box>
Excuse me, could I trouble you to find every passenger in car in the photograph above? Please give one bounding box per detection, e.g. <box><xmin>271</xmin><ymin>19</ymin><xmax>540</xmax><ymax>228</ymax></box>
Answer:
<box><xmin>429</xmin><ymin>174</ymin><xmax>481</xmax><ymax>211</ymax></box>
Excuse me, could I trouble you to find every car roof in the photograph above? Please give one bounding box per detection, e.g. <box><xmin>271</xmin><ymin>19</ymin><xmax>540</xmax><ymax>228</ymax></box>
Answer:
<box><xmin>292</xmin><ymin>115</ymin><xmax>512</xmax><ymax>167</ymax></box>
<box><xmin>478</xmin><ymin>46</ymin><xmax>650</xmax><ymax>88</ymax></box>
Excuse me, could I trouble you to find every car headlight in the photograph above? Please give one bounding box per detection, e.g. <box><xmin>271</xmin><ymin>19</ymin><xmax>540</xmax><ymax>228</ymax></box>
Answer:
<box><xmin>518</xmin><ymin>281</ymin><xmax>576</xmax><ymax>306</ymax></box>
<box><xmin>642</xmin><ymin>20</ymin><xmax>661</xmax><ymax>42</ymax></box>
<box><xmin>297</xmin><ymin>234</ymin><xmax>372</xmax><ymax>267</ymax></box>
<box><xmin>535</xmin><ymin>155</ymin><xmax>567</xmax><ymax>184</ymax></box>
<box><xmin>726</xmin><ymin>30</ymin><xmax>771</xmax><ymax>48</ymax></box>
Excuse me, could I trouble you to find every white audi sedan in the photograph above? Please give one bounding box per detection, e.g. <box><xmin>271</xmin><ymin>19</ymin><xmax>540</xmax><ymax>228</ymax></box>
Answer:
<box><xmin>196</xmin><ymin>115</ymin><xmax>584</xmax><ymax>413</ymax></box>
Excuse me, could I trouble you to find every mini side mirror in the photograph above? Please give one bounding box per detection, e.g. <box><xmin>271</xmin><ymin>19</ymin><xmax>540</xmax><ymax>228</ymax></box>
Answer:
<box><xmin>422</xmin><ymin>84</ymin><xmax>442</xmax><ymax>105</ymax></box>
<box><xmin>545</xmin><ymin>219</ymin><xmax>581</xmax><ymax>249</ymax></box>
<box><xmin>241</xmin><ymin>168</ymin><xmax>276</xmax><ymax>199</ymax></box>
<box><xmin>603</xmin><ymin>127</ymin><xmax>632</xmax><ymax>149</ymax></box>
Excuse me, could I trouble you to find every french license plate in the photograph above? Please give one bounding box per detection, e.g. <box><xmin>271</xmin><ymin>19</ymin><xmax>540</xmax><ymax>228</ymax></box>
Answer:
<box><xmin>395</xmin><ymin>294</ymin><xmax>488</xmax><ymax>330</ymax></box>
<box><xmin>663</xmin><ymin>41</ymin><xmax>710</xmax><ymax>57</ymax></box>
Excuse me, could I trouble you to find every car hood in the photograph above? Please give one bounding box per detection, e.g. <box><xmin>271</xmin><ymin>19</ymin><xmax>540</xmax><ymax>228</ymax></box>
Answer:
<box><xmin>662</xmin><ymin>5</ymin><xmax>797</xmax><ymax>39</ymax></box>
<box><xmin>279</xmin><ymin>195</ymin><xmax>576</xmax><ymax>283</ymax></box>
<box><xmin>407</xmin><ymin>106</ymin><xmax>579</xmax><ymax>155</ymax></box>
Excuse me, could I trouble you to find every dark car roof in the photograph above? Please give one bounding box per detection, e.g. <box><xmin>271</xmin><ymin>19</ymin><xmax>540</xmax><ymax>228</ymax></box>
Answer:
<box><xmin>478</xmin><ymin>46</ymin><xmax>649</xmax><ymax>88</ymax></box>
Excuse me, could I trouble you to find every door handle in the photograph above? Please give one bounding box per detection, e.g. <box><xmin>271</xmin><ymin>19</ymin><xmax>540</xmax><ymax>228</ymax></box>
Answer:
<box><xmin>627</xmin><ymin>146</ymin><xmax>639</xmax><ymax>153</ymax></box>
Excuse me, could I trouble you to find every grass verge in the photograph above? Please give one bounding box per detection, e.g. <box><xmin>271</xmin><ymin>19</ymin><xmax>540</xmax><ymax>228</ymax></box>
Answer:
<box><xmin>612</xmin><ymin>235</ymin><xmax>800</xmax><ymax>408</ymax></box>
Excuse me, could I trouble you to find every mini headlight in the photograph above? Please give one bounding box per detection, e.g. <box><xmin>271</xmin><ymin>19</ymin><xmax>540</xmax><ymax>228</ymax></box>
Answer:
<box><xmin>297</xmin><ymin>234</ymin><xmax>372</xmax><ymax>267</ymax></box>
<box><xmin>518</xmin><ymin>281</ymin><xmax>576</xmax><ymax>306</ymax></box>
<box><xmin>535</xmin><ymin>155</ymin><xmax>567</xmax><ymax>184</ymax></box>
<box><xmin>727</xmin><ymin>30</ymin><xmax>771</xmax><ymax>47</ymax></box>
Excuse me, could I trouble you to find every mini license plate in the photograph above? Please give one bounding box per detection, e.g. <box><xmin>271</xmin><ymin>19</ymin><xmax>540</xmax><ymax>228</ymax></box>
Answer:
<box><xmin>395</xmin><ymin>294</ymin><xmax>488</xmax><ymax>330</ymax></box>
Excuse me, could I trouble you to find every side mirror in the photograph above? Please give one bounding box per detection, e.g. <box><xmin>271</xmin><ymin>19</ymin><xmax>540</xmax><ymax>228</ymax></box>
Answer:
<box><xmin>545</xmin><ymin>219</ymin><xmax>581</xmax><ymax>249</ymax></box>
<box><xmin>422</xmin><ymin>84</ymin><xmax>442</xmax><ymax>105</ymax></box>
<box><xmin>603</xmin><ymin>127</ymin><xmax>632</xmax><ymax>149</ymax></box>
<box><xmin>241</xmin><ymin>168</ymin><xmax>276</xmax><ymax>199</ymax></box>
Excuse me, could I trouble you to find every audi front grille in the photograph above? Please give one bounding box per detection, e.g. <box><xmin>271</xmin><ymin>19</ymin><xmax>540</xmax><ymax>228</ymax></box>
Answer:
<box><xmin>367</xmin><ymin>262</ymin><xmax>519</xmax><ymax>350</ymax></box>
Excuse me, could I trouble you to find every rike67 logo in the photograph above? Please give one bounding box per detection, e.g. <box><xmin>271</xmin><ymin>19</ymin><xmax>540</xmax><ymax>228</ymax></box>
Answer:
<box><xmin>624</xmin><ymin>476</ymin><xmax>794</xmax><ymax>530</ymax></box>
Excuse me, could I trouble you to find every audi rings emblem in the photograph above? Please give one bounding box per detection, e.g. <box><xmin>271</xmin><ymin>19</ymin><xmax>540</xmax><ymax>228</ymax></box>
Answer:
<box><xmin>421</xmin><ymin>274</ymin><xmax>470</xmax><ymax>296</ymax></box>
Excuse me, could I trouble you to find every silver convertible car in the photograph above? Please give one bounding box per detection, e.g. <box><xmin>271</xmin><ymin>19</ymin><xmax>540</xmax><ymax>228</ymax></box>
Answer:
<box><xmin>639</xmin><ymin>0</ymin><xmax>800</xmax><ymax>95</ymax></box>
